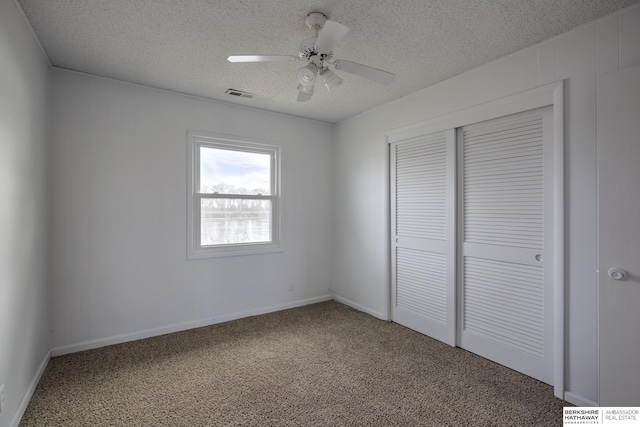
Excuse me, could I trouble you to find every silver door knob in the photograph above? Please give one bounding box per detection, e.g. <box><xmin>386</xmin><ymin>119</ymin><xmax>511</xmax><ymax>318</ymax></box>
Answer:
<box><xmin>608</xmin><ymin>268</ymin><xmax>628</xmax><ymax>281</ymax></box>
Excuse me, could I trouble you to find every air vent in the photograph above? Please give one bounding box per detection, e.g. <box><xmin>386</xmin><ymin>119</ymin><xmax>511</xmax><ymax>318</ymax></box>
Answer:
<box><xmin>225</xmin><ymin>89</ymin><xmax>255</xmax><ymax>99</ymax></box>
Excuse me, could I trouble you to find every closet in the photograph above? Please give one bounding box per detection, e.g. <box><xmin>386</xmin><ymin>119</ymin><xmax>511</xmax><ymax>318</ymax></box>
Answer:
<box><xmin>389</xmin><ymin>82</ymin><xmax>563</xmax><ymax>391</ymax></box>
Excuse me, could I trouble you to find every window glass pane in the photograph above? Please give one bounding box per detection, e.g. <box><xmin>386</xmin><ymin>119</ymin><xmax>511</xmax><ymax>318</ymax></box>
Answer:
<box><xmin>200</xmin><ymin>199</ymin><xmax>272</xmax><ymax>246</ymax></box>
<box><xmin>200</xmin><ymin>147</ymin><xmax>271</xmax><ymax>195</ymax></box>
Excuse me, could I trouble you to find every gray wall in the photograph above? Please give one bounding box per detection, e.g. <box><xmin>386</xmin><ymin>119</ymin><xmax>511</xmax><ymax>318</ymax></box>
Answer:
<box><xmin>49</xmin><ymin>70</ymin><xmax>334</xmax><ymax>353</ymax></box>
<box><xmin>0</xmin><ymin>1</ymin><xmax>50</xmax><ymax>426</ymax></box>
<box><xmin>332</xmin><ymin>4</ymin><xmax>640</xmax><ymax>405</ymax></box>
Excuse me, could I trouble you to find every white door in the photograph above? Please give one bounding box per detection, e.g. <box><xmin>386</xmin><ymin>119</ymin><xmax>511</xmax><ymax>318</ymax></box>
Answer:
<box><xmin>598</xmin><ymin>64</ymin><xmax>640</xmax><ymax>406</ymax></box>
<box><xmin>391</xmin><ymin>129</ymin><xmax>456</xmax><ymax>346</ymax></box>
<box><xmin>457</xmin><ymin>107</ymin><xmax>555</xmax><ymax>384</ymax></box>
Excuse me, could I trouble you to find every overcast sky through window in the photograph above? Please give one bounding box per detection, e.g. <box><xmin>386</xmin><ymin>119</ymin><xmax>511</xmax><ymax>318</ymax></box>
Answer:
<box><xmin>200</xmin><ymin>147</ymin><xmax>270</xmax><ymax>194</ymax></box>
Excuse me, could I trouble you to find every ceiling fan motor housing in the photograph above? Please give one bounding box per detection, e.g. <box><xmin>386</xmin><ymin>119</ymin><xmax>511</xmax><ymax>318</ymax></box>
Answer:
<box><xmin>299</xmin><ymin>37</ymin><xmax>333</xmax><ymax>62</ymax></box>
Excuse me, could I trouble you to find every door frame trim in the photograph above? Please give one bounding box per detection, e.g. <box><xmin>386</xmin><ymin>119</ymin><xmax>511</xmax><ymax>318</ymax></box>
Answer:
<box><xmin>387</xmin><ymin>80</ymin><xmax>565</xmax><ymax>399</ymax></box>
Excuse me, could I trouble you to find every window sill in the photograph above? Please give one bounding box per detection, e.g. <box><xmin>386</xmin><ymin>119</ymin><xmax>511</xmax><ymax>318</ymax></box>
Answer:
<box><xmin>187</xmin><ymin>244</ymin><xmax>283</xmax><ymax>260</ymax></box>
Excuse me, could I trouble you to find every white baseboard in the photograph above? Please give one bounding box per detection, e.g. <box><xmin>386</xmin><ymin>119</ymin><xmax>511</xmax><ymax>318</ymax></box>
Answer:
<box><xmin>10</xmin><ymin>350</ymin><xmax>51</xmax><ymax>427</ymax></box>
<box><xmin>214</xmin><ymin>295</ymin><xmax>333</xmax><ymax>324</ymax></box>
<box><xmin>51</xmin><ymin>295</ymin><xmax>334</xmax><ymax>356</ymax></box>
<box><xmin>564</xmin><ymin>391</ymin><xmax>598</xmax><ymax>407</ymax></box>
<box><xmin>333</xmin><ymin>295</ymin><xmax>389</xmax><ymax>321</ymax></box>
<box><xmin>51</xmin><ymin>319</ymin><xmax>216</xmax><ymax>356</ymax></box>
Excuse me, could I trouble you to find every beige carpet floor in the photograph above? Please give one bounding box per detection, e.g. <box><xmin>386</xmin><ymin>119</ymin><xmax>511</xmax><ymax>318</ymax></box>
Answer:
<box><xmin>20</xmin><ymin>301</ymin><xmax>568</xmax><ymax>426</ymax></box>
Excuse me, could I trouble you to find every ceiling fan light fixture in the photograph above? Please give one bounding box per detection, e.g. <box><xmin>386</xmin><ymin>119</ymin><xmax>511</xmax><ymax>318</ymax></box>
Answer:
<box><xmin>320</xmin><ymin>68</ymin><xmax>343</xmax><ymax>92</ymax></box>
<box><xmin>297</xmin><ymin>63</ymin><xmax>318</xmax><ymax>85</ymax></box>
<box><xmin>297</xmin><ymin>83</ymin><xmax>314</xmax><ymax>95</ymax></box>
<box><xmin>297</xmin><ymin>83</ymin><xmax>313</xmax><ymax>102</ymax></box>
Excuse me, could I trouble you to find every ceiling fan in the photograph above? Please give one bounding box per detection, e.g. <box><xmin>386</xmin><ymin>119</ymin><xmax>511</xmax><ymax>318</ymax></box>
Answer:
<box><xmin>227</xmin><ymin>12</ymin><xmax>396</xmax><ymax>102</ymax></box>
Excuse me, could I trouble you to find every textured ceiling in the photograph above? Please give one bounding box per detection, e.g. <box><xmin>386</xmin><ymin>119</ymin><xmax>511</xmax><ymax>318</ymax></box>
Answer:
<box><xmin>17</xmin><ymin>0</ymin><xmax>639</xmax><ymax>123</ymax></box>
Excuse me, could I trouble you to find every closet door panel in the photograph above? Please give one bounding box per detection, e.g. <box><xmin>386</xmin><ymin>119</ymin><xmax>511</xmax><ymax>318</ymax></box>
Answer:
<box><xmin>458</xmin><ymin>107</ymin><xmax>554</xmax><ymax>384</ymax></box>
<box><xmin>391</xmin><ymin>129</ymin><xmax>455</xmax><ymax>346</ymax></box>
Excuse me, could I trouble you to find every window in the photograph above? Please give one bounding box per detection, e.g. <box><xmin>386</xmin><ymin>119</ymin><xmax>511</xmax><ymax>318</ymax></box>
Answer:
<box><xmin>187</xmin><ymin>131</ymin><xmax>281</xmax><ymax>259</ymax></box>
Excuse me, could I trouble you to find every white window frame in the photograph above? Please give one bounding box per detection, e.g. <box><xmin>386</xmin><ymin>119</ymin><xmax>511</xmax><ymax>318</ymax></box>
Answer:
<box><xmin>187</xmin><ymin>130</ymin><xmax>282</xmax><ymax>259</ymax></box>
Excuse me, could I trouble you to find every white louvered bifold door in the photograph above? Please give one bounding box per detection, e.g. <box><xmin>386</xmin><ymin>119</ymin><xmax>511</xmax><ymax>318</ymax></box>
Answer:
<box><xmin>458</xmin><ymin>107</ymin><xmax>554</xmax><ymax>384</ymax></box>
<box><xmin>391</xmin><ymin>129</ymin><xmax>455</xmax><ymax>346</ymax></box>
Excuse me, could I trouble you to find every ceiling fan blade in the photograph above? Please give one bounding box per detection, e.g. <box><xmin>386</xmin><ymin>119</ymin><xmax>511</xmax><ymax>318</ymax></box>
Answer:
<box><xmin>297</xmin><ymin>91</ymin><xmax>312</xmax><ymax>102</ymax></box>
<box><xmin>315</xmin><ymin>21</ymin><xmax>350</xmax><ymax>52</ymax></box>
<box><xmin>333</xmin><ymin>60</ymin><xmax>396</xmax><ymax>85</ymax></box>
<box><xmin>227</xmin><ymin>55</ymin><xmax>298</xmax><ymax>63</ymax></box>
